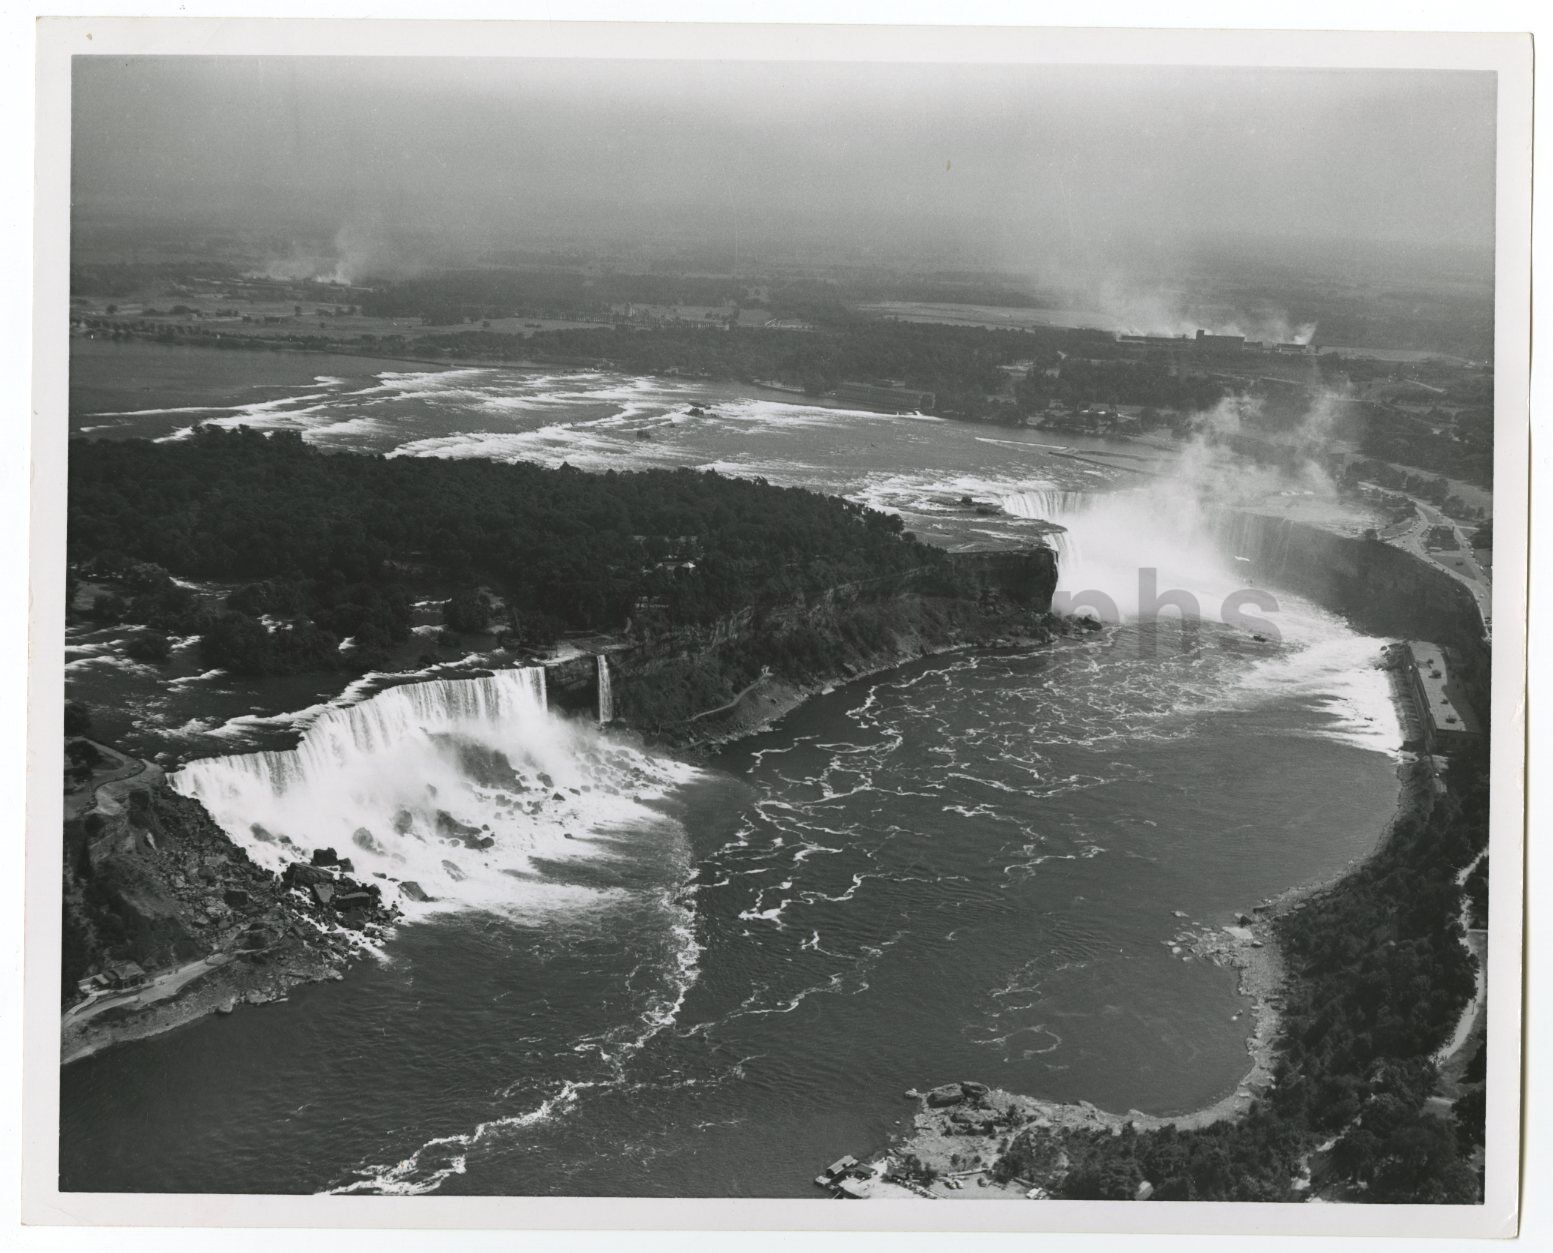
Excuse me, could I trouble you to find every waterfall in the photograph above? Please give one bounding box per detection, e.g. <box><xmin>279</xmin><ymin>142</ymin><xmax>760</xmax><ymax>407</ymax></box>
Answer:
<box><xmin>169</xmin><ymin>665</ymin><xmax>691</xmax><ymax>913</ymax></box>
<box><xmin>997</xmin><ymin>484</ymin><xmax>1401</xmax><ymax>750</ymax></box>
<box><xmin>596</xmin><ymin>654</ymin><xmax>614</xmax><ymax>725</ymax></box>
<box><xmin>177</xmin><ymin>668</ymin><xmax>549</xmax><ymax>799</ymax></box>
<box><xmin>1040</xmin><ymin>527</ymin><xmax>1078</xmax><ymax>567</ymax></box>
<box><xmin>999</xmin><ymin>488</ymin><xmax>1091</xmax><ymax>522</ymax></box>
<box><xmin>1006</xmin><ymin>486</ymin><xmax>1250</xmax><ymax>623</ymax></box>
<box><xmin>999</xmin><ymin>489</ymin><xmax>1088</xmax><ymax>569</ymax></box>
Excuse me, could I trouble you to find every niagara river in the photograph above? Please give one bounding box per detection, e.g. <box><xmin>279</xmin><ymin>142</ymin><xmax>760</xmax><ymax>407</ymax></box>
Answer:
<box><xmin>61</xmin><ymin>350</ymin><xmax>1405</xmax><ymax>1195</ymax></box>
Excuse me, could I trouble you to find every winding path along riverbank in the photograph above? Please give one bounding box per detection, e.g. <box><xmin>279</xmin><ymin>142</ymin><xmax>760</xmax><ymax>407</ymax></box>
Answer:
<box><xmin>62</xmin><ymin>954</ymin><xmax>232</xmax><ymax>1054</ymax></box>
<box><xmin>1432</xmin><ymin>850</ymin><xmax>1488</xmax><ymax>1098</ymax></box>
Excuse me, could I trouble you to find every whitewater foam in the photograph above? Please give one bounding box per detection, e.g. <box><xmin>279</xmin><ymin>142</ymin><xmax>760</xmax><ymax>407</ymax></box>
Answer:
<box><xmin>170</xmin><ymin>668</ymin><xmax>697</xmax><ymax>914</ymax></box>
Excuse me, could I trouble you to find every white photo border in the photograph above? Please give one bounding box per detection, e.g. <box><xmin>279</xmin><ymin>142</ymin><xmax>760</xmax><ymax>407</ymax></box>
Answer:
<box><xmin>24</xmin><ymin>16</ymin><xmax>1533</xmax><ymax>1238</ymax></box>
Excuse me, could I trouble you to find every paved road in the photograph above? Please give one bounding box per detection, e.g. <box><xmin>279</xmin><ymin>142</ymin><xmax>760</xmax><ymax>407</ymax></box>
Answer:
<box><xmin>63</xmin><ymin>741</ymin><xmax>145</xmax><ymax>821</ymax></box>
<box><xmin>1384</xmin><ymin>498</ymin><xmax>1492</xmax><ymax>637</ymax></box>
<box><xmin>690</xmin><ymin>666</ymin><xmax>773</xmax><ymax>723</ymax></box>
<box><xmin>63</xmin><ymin>952</ymin><xmax>232</xmax><ymax>1030</ymax></box>
<box><xmin>1435</xmin><ymin>852</ymin><xmax>1489</xmax><ymax>1069</ymax></box>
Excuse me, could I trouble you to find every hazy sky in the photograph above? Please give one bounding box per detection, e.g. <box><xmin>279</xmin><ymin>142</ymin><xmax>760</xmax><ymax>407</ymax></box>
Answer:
<box><xmin>72</xmin><ymin>56</ymin><xmax>1497</xmax><ymax>270</ymax></box>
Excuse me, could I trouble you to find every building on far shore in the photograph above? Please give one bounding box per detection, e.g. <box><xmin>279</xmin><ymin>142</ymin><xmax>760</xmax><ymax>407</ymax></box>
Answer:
<box><xmin>1193</xmin><ymin>329</ymin><xmax>1247</xmax><ymax>355</ymax></box>
<box><xmin>1116</xmin><ymin>332</ymin><xmax>1191</xmax><ymax>359</ymax></box>
<box><xmin>1393</xmin><ymin>641</ymin><xmax>1482</xmax><ymax>753</ymax></box>
<box><xmin>1039</xmin><ymin>406</ymin><xmax>1140</xmax><ymax>437</ymax></box>
<box><xmin>834</xmin><ymin>381</ymin><xmax>936</xmax><ymax>414</ymax></box>
<box><xmin>1112</xmin><ymin>330</ymin><xmax>1315</xmax><ymax>359</ymax></box>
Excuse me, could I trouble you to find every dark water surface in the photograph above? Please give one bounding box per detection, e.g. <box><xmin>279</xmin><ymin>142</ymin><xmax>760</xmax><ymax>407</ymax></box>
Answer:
<box><xmin>62</xmin><ymin>631</ymin><xmax>1398</xmax><ymax>1196</ymax></box>
<box><xmin>61</xmin><ymin>343</ymin><xmax>1401</xmax><ymax>1196</ymax></box>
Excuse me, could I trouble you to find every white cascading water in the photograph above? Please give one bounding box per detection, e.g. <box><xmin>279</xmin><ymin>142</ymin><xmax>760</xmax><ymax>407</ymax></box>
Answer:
<box><xmin>1001</xmin><ymin>484</ymin><xmax>1402</xmax><ymax>755</ymax></box>
<box><xmin>1000</xmin><ymin>488</ymin><xmax>1092</xmax><ymax>524</ymax></box>
<box><xmin>596</xmin><ymin>654</ymin><xmax>614</xmax><ymax>724</ymax></box>
<box><xmin>1000</xmin><ymin>489</ymin><xmax>1090</xmax><ymax>568</ymax></box>
<box><xmin>1003</xmin><ymin>486</ymin><xmax>1250</xmax><ymax>621</ymax></box>
<box><xmin>170</xmin><ymin>667</ymin><xmax>694</xmax><ymax>915</ymax></box>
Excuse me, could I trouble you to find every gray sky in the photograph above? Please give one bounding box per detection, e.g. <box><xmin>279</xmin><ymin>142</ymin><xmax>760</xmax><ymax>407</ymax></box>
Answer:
<box><xmin>72</xmin><ymin>56</ymin><xmax>1497</xmax><ymax>270</ymax></box>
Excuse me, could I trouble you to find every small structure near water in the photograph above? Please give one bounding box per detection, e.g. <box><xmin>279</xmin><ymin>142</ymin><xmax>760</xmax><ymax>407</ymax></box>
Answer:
<box><xmin>814</xmin><ymin>1154</ymin><xmax>872</xmax><ymax>1199</ymax></box>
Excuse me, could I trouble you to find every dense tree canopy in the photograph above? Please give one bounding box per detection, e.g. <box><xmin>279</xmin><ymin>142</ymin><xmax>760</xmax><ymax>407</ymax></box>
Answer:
<box><xmin>69</xmin><ymin>427</ymin><xmax>944</xmax><ymax>673</ymax></box>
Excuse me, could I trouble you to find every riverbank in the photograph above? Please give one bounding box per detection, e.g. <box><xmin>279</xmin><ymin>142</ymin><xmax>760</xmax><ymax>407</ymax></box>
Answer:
<box><xmin>599</xmin><ymin>547</ymin><xmax>1062</xmax><ymax>750</ymax></box>
<box><xmin>61</xmin><ymin>940</ymin><xmax>355</xmax><ymax>1066</ymax></box>
<box><xmin>664</xmin><ymin>610</ymin><xmax>1076</xmax><ymax>755</ymax></box>
<box><xmin>61</xmin><ymin>764</ymin><xmax>402</xmax><ymax>1066</ymax></box>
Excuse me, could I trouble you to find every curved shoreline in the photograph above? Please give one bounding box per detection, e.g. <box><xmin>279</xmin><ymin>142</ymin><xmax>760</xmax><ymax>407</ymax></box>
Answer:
<box><xmin>668</xmin><ymin>625</ymin><xmax>1065</xmax><ymax>756</ymax></box>
<box><xmin>859</xmin><ymin>740</ymin><xmax>1438</xmax><ymax>1199</ymax></box>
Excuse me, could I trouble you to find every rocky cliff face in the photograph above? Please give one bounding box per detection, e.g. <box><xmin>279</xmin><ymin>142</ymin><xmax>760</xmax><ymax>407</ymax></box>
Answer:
<box><xmin>1229</xmin><ymin>513</ymin><xmax>1489</xmax><ymax>711</ymax></box>
<box><xmin>61</xmin><ymin>748</ymin><xmax>399</xmax><ymax>1058</ymax></box>
<box><xmin>594</xmin><ymin>545</ymin><xmax>1060</xmax><ymax>742</ymax></box>
<box><xmin>942</xmin><ymin>547</ymin><xmax>1061</xmax><ymax>608</ymax></box>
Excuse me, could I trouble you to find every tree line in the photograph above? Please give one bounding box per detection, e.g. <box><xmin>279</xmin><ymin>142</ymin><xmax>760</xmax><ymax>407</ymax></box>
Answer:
<box><xmin>68</xmin><ymin>428</ymin><xmax>945</xmax><ymax>676</ymax></box>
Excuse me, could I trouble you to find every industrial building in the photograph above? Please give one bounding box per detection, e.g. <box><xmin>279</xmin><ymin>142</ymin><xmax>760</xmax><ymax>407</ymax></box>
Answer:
<box><xmin>1193</xmin><ymin>329</ymin><xmax>1248</xmax><ymax>354</ymax></box>
<box><xmin>1116</xmin><ymin>333</ymin><xmax>1191</xmax><ymax>358</ymax></box>
<box><xmin>1112</xmin><ymin>330</ymin><xmax>1313</xmax><ymax>359</ymax></box>
<box><xmin>1394</xmin><ymin>641</ymin><xmax>1482</xmax><ymax>753</ymax></box>
<box><xmin>1040</xmin><ymin>406</ymin><xmax>1138</xmax><ymax>436</ymax></box>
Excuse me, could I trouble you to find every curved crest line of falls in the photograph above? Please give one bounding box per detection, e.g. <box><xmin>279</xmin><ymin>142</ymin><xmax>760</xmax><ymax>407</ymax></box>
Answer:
<box><xmin>999</xmin><ymin>488</ymin><xmax>1092</xmax><ymax>522</ymax></box>
<box><xmin>170</xmin><ymin>667</ymin><xmax>696</xmax><ymax>915</ymax></box>
<box><xmin>993</xmin><ymin>484</ymin><xmax>1401</xmax><ymax>756</ymax></box>
<box><xmin>1000</xmin><ymin>486</ymin><xmax>1247</xmax><ymax>621</ymax></box>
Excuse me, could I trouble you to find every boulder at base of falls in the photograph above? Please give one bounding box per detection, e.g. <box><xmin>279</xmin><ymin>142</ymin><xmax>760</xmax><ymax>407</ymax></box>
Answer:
<box><xmin>283</xmin><ymin>862</ymin><xmax>335</xmax><ymax>889</ymax></box>
<box><xmin>352</xmin><ymin>827</ymin><xmax>386</xmax><ymax>855</ymax></box>
<box><xmin>392</xmin><ymin>809</ymin><xmax>415</xmax><ymax>835</ymax></box>
<box><xmin>441</xmin><ymin>859</ymin><xmax>467</xmax><ymax>882</ymax></box>
<box><xmin>240</xmin><ymin>923</ymin><xmax>278</xmax><ymax>950</ymax></box>
<box><xmin>310</xmin><ymin>847</ymin><xmax>343</xmax><ymax>868</ymax></box>
<box><xmin>436</xmin><ymin>810</ymin><xmax>482</xmax><ymax>841</ymax></box>
<box><xmin>400</xmin><ymin>881</ymin><xmax>433</xmax><ymax>903</ymax></box>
